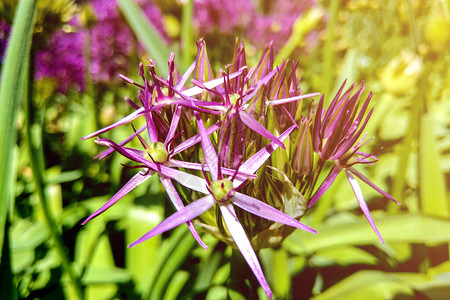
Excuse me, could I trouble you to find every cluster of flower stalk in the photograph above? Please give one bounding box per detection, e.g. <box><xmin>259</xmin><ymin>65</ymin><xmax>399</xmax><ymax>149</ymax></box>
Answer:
<box><xmin>82</xmin><ymin>40</ymin><xmax>399</xmax><ymax>299</ymax></box>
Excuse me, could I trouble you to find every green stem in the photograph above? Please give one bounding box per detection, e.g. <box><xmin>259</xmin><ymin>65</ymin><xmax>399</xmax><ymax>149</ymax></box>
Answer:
<box><xmin>24</xmin><ymin>52</ymin><xmax>84</xmax><ymax>300</ymax></box>
<box><xmin>406</xmin><ymin>0</ymin><xmax>419</xmax><ymax>52</ymax></box>
<box><xmin>181</xmin><ymin>0</ymin><xmax>194</xmax><ymax>70</ymax></box>
<box><xmin>322</xmin><ymin>0</ymin><xmax>341</xmax><ymax>100</ymax></box>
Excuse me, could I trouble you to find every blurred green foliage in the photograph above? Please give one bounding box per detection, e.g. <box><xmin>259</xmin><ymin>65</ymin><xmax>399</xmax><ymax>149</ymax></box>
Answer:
<box><xmin>1</xmin><ymin>0</ymin><xmax>449</xmax><ymax>299</ymax></box>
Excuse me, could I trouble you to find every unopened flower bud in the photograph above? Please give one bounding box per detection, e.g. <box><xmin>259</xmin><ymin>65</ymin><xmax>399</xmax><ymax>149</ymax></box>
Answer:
<box><xmin>145</xmin><ymin>142</ymin><xmax>168</xmax><ymax>163</ymax></box>
<box><xmin>210</xmin><ymin>179</ymin><xmax>233</xmax><ymax>202</ymax></box>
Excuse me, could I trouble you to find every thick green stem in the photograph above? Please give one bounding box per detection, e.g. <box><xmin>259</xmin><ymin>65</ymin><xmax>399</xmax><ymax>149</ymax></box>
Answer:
<box><xmin>24</xmin><ymin>53</ymin><xmax>84</xmax><ymax>300</ymax></box>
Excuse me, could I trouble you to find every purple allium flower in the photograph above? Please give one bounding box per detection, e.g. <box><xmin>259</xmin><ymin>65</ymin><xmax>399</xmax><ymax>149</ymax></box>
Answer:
<box><xmin>82</xmin><ymin>40</ymin><xmax>323</xmax><ymax>299</ymax></box>
<box><xmin>82</xmin><ymin>39</ymin><xmax>395</xmax><ymax>299</ymax></box>
<box><xmin>309</xmin><ymin>82</ymin><xmax>401</xmax><ymax>242</ymax></box>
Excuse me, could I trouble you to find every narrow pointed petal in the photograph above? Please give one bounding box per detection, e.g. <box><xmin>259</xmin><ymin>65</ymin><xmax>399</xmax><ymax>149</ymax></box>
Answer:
<box><xmin>128</xmin><ymin>195</ymin><xmax>215</xmax><ymax>247</ymax></box>
<box><xmin>159</xmin><ymin>175</ymin><xmax>208</xmax><ymax>249</ymax></box>
<box><xmin>175</xmin><ymin>62</ymin><xmax>195</xmax><ymax>91</ymax></box>
<box><xmin>95</xmin><ymin>138</ymin><xmax>208</xmax><ymax>194</ymax></box>
<box><xmin>266</xmin><ymin>93</ymin><xmax>321</xmax><ymax>106</ymax></box>
<box><xmin>183</xmin><ymin>69</ymin><xmax>244</xmax><ymax>97</ymax></box>
<box><xmin>309</xmin><ymin>166</ymin><xmax>341</xmax><ymax>208</ymax></box>
<box><xmin>160</xmin><ymin>167</ymin><xmax>210</xmax><ymax>194</ymax></box>
<box><xmin>241</xmin><ymin>68</ymin><xmax>278</xmax><ymax>105</ymax></box>
<box><xmin>95</xmin><ymin>138</ymin><xmax>159</xmax><ymax>168</ymax></box>
<box><xmin>239</xmin><ymin>110</ymin><xmax>285</xmax><ymax>149</ymax></box>
<box><xmin>219</xmin><ymin>204</ymin><xmax>273</xmax><ymax>300</ymax></box>
<box><xmin>165</xmin><ymin>105</ymin><xmax>182</xmax><ymax>146</ymax></box>
<box><xmin>349</xmin><ymin>167</ymin><xmax>401</xmax><ymax>205</ymax></box>
<box><xmin>81</xmin><ymin>107</ymin><xmax>145</xmax><ymax>140</ymax></box>
<box><xmin>167</xmin><ymin>159</ymin><xmax>257</xmax><ymax>179</ymax></box>
<box><xmin>144</xmin><ymin>85</ymin><xmax>159</xmax><ymax>143</ymax></box>
<box><xmin>82</xmin><ymin>170</ymin><xmax>153</xmax><ymax>225</ymax></box>
<box><xmin>235</xmin><ymin>125</ymin><xmax>295</xmax><ymax>188</ymax></box>
<box><xmin>344</xmin><ymin>169</ymin><xmax>384</xmax><ymax>243</ymax></box>
<box><xmin>233</xmin><ymin>193</ymin><xmax>317</xmax><ymax>233</ymax></box>
<box><xmin>195</xmin><ymin>112</ymin><xmax>219</xmax><ymax>180</ymax></box>
<box><xmin>312</xmin><ymin>95</ymin><xmax>324</xmax><ymax>152</ymax></box>
<box><xmin>119</xmin><ymin>74</ymin><xmax>145</xmax><ymax>89</ymax></box>
<box><xmin>172</xmin><ymin>121</ymin><xmax>222</xmax><ymax>155</ymax></box>
<box><xmin>94</xmin><ymin>125</ymin><xmax>146</xmax><ymax>160</ymax></box>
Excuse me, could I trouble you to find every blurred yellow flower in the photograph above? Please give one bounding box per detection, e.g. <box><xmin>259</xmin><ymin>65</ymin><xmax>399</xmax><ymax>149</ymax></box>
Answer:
<box><xmin>379</xmin><ymin>51</ymin><xmax>423</xmax><ymax>96</ymax></box>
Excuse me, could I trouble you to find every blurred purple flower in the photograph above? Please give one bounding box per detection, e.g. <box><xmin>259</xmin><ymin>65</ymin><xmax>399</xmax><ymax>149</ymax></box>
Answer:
<box><xmin>193</xmin><ymin>0</ymin><xmax>316</xmax><ymax>51</ymax></box>
<box><xmin>1</xmin><ymin>0</ymin><xmax>167</xmax><ymax>93</ymax></box>
<box><xmin>0</xmin><ymin>19</ymin><xmax>10</xmax><ymax>63</ymax></box>
<box><xmin>35</xmin><ymin>27</ymin><xmax>86</xmax><ymax>92</ymax></box>
<box><xmin>194</xmin><ymin>0</ymin><xmax>254</xmax><ymax>35</ymax></box>
<box><xmin>248</xmin><ymin>0</ymin><xmax>316</xmax><ymax>50</ymax></box>
<box><xmin>89</xmin><ymin>0</ymin><xmax>168</xmax><ymax>83</ymax></box>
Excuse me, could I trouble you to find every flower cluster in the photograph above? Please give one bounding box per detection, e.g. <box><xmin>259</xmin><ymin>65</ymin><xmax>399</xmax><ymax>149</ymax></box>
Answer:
<box><xmin>82</xmin><ymin>40</ymin><xmax>398</xmax><ymax>299</ymax></box>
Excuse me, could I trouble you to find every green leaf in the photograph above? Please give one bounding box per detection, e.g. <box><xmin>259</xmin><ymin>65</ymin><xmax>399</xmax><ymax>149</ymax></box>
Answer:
<box><xmin>149</xmin><ymin>229</ymin><xmax>196</xmax><ymax>300</ymax></box>
<box><xmin>284</xmin><ymin>214</ymin><xmax>450</xmax><ymax>254</ymax></box>
<box><xmin>117</xmin><ymin>0</ymin><xmax>171</xmax><ymax>75</ymax></box>
<box><xmin>125</xmin><ymin>206</ymin><xmax>163</xmax><ymax>293</ymax></box>
<box><xmin>82</xmin><ymin>265</ymin><xmax>131</xmax><ymax>284</ymax></box>
<box><xmin>395</xmin><ymin>271</ymin><xmax>450</xmax><ymax>300</ymax></box>
<box><xmin>310</xmin><ymin>245</ymin><xmax>378</xmax><ymax>267</ymax></box>
<box><xmin>419</xmin><ymin>113</ymin><xmax>449</xmax><ymax>218</ymax></box>
<box><xmin>0</xmin><ymin>0</ymin><xmax>37</xmax><ymax>262</ymax></box>
<box><xmin>193</xmin><ymin>242</ymin><xmax>222</xmax><ymax>293</ymax></box>
<box><xmin>163</xmin><ymin>270</ymin><xmax>190</xmax><ymax>300</ymax></box>
<box><xmin>312</xmin><ymin>270</ymin><xmax>414</xmax><ymax>300</ymax></box>
<box><xmin>10</xmin><ymin>221</ymin><xmax>48</xmax><ymax>251</ymax></box>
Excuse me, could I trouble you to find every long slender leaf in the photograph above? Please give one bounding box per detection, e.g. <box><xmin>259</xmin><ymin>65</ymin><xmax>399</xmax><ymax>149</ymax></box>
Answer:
<box><xmin>312</xmin><ymin>270</ymin><xmax>414</xmax><ymax>300</ymax></box>
<box><xmin>117</xmin><ymin>0</ymin><xmax>171</xmax><ymax>75</ymax></box>
<box><xmin>0</xmin><ymin>0</ymin><xmax>37</xmax><ymax>262</ymax></box>
<box><xmin>284</xmin><ymin>214</ymin><xmax>450</xmax><ymax>254</ymax></box>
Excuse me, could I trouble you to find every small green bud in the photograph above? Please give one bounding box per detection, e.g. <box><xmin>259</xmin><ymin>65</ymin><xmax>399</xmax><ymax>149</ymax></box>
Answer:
<box><xmin>210</xmin><ymin>179</ymin><xmax>234</xmax><ymax>202</ymax></box>
<box><xmin>145</xmin><ymin>142</ymin><xmax>168</xmax><ymax>163</ymax></box>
